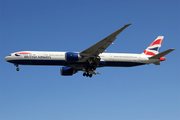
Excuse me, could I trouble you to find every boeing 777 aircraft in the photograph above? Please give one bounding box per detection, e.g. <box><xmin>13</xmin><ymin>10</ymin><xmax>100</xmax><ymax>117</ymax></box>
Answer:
<box><xmin>4</xmin><ymin>23</ymin><xmax>175</xmax><ymax>77</ymax></box>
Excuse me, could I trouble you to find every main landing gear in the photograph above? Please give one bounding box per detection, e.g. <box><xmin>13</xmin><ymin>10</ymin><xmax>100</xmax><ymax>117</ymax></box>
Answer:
<box><xmin>83</xmin><ymin>72</ymin><xmax>93</xmax><ymax>78</ymax></box>
<box><xmin>14</xmin><ymin>64</ymin><xmax>19</xmax><ymax>71</ymax></box>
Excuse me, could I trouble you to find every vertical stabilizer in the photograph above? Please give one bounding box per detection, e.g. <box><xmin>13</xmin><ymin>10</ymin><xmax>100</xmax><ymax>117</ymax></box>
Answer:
<box><xmin>142</xmin><ymin>36</ymin><xmax>164</xmax><ymax>56</ymax></box>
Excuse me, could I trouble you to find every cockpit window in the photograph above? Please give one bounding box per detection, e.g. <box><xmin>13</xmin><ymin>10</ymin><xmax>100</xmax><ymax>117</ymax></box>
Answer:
<box><xmin>8</xmin><ymin>54</ymin><xmax>11</xmax><ymax>56</ymax></box>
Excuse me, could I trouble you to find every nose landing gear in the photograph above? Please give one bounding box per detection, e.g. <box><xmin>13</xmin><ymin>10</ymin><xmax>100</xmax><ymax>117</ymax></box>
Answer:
<box><xmin>14</xmin><ymin>64</ymin><xmax>19</xmax><ymax>71</ymax></box>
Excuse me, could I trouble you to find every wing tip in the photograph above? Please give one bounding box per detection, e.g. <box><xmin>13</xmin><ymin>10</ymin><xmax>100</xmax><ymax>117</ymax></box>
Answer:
<box><xmin>124</xmin><ymin>23</ymin><xmax>132</xmax><ymax>27</ymax></box>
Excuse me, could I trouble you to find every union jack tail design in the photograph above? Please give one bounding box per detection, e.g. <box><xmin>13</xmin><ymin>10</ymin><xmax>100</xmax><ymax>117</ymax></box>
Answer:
<box><xmin>142</xmin><ymin>36</ymin><xmax>164</xmax><ymax>56</ymax></box>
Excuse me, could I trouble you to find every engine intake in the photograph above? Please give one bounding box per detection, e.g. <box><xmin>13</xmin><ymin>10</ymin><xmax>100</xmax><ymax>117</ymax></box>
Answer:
<box><xmin>65</xmin><ymin>52</ymin><xmax>82</xmax><ymax>62</ymax></box>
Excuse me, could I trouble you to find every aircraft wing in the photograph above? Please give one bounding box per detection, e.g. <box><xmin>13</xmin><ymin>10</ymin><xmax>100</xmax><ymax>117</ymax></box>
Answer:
<box><xmin>80</xmin><ymin>23</ymin><xmax>132</xmax><ymax>57</ymax></box>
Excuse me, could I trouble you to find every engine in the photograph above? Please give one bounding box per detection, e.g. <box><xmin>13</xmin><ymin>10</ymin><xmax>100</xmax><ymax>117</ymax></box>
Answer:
<box><xmin>60</xmin><ymin>67</ymin><xmax>76</xmax><ymax>76</ymax></box>
<box><xmin>65</xmin><ymin>52</ymin><xmax>82</xmax><ymax>62</ymax></box>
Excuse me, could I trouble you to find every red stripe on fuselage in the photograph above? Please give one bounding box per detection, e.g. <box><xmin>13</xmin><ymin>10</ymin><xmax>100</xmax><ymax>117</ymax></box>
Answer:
<box><xmin>16</xmin><ymin>52</ymin><xmax>31</xmax><ymax>54</ymax></box>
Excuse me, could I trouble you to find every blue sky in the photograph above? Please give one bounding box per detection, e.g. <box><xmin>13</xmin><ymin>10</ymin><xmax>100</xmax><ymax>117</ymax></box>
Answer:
<box><xmin>0</xmin><ymin>0</ymin><xmax>179</xmax><ymax>120</ymax></box>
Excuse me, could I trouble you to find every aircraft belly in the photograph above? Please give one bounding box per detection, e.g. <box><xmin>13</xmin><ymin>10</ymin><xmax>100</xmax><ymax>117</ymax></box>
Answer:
<box><xmin>99</xmin><ymin>61</ymin><xmax>145</xmax><ymax>67</ymax></box>
<box><xmin>7</xmin><ymin>59</ymin><xmax>66</xmax><ymax>66</ymax></box>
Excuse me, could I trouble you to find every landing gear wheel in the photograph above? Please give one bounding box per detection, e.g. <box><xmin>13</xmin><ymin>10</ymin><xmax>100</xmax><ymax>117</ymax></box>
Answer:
<box><xmin>83</xmin><ymin>73</ymin><xmax>86</xmax><ymax>76</ymax></box>
<box><xmin>86</xmin><ymin>73</ymin><xmax>89</xmax><ymax>77</ymax></box>
<box><xmin>89</xmin><ymin>74</ymin><xmax>92</xmax><ymax>78</ymax></box>
<box><xmin>83</xmin><ymin>72</ymin><xmax>93</xmax><ymax>78</ymax></box>
<box><xmin>14</xmin><ymin>64</ymin><xmax>19</xmax><ymax>71</ymax></box>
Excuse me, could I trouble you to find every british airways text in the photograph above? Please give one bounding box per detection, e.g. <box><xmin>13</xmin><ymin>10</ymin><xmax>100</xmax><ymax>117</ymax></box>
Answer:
<box><xmin>24</xmin><ymin>56</ymin><xmax>51</xmax><ymax>59</ymax></box>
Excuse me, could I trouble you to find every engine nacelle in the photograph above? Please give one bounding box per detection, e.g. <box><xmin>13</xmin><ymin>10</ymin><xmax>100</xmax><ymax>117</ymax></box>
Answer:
<box><xmin>65</xmin><ymin>52</ymin><xmax>82</xmax><ymax>62</ymax></box>
<box><xmin>60</xmin><ymin>67</ymin><xmax>76</xmax><ymax>76</ymax></box>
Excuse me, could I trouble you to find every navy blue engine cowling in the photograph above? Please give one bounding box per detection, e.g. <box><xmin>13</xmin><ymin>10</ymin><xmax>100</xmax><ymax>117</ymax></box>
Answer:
<box><xmin>60</xmin><ymin>67</ymin><xmax>74</xmax><ymax>76</ymax></box>
<box><xmin>65</xmin><ymin>52</ymin><xmax>81</xmax><ymax>62</ymax></box>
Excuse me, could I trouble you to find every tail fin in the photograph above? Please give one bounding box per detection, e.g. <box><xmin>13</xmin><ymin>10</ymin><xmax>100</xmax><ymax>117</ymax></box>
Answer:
<box><xmin>142</xmin><ymin>36</ymin><xmax>164</xmax><ymax>56</ymax></box>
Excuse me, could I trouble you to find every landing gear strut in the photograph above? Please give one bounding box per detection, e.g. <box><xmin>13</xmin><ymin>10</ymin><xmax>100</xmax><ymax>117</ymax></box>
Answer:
<box><xmin>14</xmin><ymin>64</ymin><xmax>19</xmax><ymax>71</ymax></box>
<box><xmin>83</xmin><ymin>72</ymin><xmax>92</xmax><ymax>78</ymax></box>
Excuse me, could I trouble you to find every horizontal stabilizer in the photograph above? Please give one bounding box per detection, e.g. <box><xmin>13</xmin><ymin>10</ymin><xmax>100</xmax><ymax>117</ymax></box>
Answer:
<box><xmin>150</xmin><ymin>48</ymin><xmax>175</xmax><ymax>59</ymax></box>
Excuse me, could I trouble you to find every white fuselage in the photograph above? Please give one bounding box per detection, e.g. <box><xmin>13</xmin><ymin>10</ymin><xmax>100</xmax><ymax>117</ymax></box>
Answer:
<box><xmin>4</xmin><ymin>51</ymin><xmax>158</xmax><ymax>68</ymax></box>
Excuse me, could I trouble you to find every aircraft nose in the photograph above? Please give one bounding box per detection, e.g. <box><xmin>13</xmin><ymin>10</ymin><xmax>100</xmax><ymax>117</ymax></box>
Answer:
<box><xmin>4</xmin><ymin>56</ymin><xmax>8</xmax><ymax>61</ymax></box>
<box><xmin>4</xmin><ymin>56</ymin><xmax>10</xmax><ymax>62</ymax></box>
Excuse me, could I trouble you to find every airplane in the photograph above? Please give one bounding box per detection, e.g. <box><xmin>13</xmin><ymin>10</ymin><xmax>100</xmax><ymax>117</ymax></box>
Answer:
<box><xmin>4</xmin><ymin>23</ymin><xmax>175</xmax><ymax>77</ymax></box>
